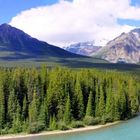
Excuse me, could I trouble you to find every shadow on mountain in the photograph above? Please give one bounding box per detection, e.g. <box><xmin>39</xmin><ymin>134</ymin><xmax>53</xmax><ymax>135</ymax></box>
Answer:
<box><xmin>57</xmin><ymin>58</ymin><xmax>140</xmax><ymax>72</ymax></box>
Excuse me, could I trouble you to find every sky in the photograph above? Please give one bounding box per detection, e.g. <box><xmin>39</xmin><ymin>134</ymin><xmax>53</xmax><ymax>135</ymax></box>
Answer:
<box><xmin>0</xmin><ymin>0</ymin><xmax>140</xmax><ymax>47</ymax></box>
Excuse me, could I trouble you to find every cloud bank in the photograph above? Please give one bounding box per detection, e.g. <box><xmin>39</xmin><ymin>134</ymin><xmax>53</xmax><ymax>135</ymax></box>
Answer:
<box><xmin>10</xmin><ymin>0</ymin><xmax>140</xmax><ymax>47</ymax></box>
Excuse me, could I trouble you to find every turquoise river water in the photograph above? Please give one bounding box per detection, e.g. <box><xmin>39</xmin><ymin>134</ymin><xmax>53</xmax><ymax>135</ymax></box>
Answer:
<box><xmin>20</xmin><ymin>115</ymin><xmax>140</xmax><ymax>140</ymax></box>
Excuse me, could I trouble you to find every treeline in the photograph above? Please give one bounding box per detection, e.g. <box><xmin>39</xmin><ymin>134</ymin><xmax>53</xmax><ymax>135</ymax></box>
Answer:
<box><xmin>0</xmin><ymin>66</ymin><xmax>140</xmax><ymax>134</ymax></box>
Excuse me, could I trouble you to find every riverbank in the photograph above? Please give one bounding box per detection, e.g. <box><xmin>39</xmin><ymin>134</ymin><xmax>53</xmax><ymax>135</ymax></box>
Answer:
<box><xmin>0</xmin><ymin>121</ymin><xmax>121</xmax><ymax>140</ymax></box>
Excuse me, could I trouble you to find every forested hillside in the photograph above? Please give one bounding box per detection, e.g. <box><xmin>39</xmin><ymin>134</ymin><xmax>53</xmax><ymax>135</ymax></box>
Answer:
<box><xmin>0</xmin><ymin>66</ymin><xmax>140</xmax><ymax>134</ymax></box>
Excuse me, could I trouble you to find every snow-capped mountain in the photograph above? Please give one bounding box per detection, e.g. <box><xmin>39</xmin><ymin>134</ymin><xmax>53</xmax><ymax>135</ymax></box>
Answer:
<box><xmin>64</xmin><ymin>41</ymin><xmax>101</xmax><ymax>56</ymax></box>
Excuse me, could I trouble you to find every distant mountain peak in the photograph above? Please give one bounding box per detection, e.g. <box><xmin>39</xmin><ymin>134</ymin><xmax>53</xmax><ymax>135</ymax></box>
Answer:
<box><xmin>94</xmin><ymin>28</ymin><xmax>140</xmax><ymax>64</ymax></box>
<box><xmin>131</xmin><ymin>28</ymin><xmax>140</xmax><ymax>33</ymax></box>
<box><xmin>64</xmin><ymin>41</ymin><xmax>101</xmax><ymax>56</ymax></box>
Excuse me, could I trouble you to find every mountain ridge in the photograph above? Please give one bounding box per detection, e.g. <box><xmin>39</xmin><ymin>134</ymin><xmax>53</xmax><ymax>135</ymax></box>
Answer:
<box><xmin>0</xmin><ymin>23</ymin><xmax>82</xmax><ymax>60</ymax></box>
<box><xmin>64</xmin><ymin>41</ymin><xmax>101</xmax><ymax>56</ymax></box>
<box><xmin>0</xmin><ymin>23</ymin><xmax>108</xmax><ymax>67</ymax></box>
<box><xmin>92</xmin><ymin>28</ymin><xmax>140</xmax><ymax>64</ymax></box>
<box><xmin>64</xmin><ymin>28</ymin><xmax>140</xmax><ymax>64</ymax></box>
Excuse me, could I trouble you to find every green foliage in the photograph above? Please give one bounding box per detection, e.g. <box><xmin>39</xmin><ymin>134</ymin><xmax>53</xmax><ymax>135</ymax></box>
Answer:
<box><xmin>128</xmin><ymin>79</ymin><xmax>139</xmax><ymax>116</ymax></box>
<box><xmin>12</xmin><ymin>102</ymin><xmax>22</xmax><ymax>133</ymax></box>
<box><xmin>0</xmin><ymin>79</ymin><xmax>5</xmax><ymax>129</ymax></box>
<box><xmin>0</xmin><ymin>66</ymin><xmax>139</xmax><ymax>135</ymax></box>
<box><xmin>29</xmin><ymin>89</ymin><xmax>38</xmax><ymax>123</ymax></box>
<box><xmin>28</xmin><ymin>122</ymin><xmax>45</xmax><ymax>134</ymax></box>
<box><xmin>71</xmin><ymin>121</ymin><xmax>85</xmax><ymax>128</ymax></box>
<box><xmin>0</xmin><ymin>127</ymin><xmax>9</xmax><ymax>135</ymax></box>
<box><xmin>57</xmin><ymin>121</ymin><xmax>70</xmax><ymax>130</ymax></box>
<box><xmin>98</xmin><ymin>85</ymin><xmax>105</xmax><ymax>119</ymax></box>
<box><xmin>22</xmin><ymin>96</ymin><xmax>28</xmax><ymax>121</ymax></box>
<box><xmin>49</xmin><ymin>115</ymin><xmax>57</xmax><ymax>130</ymax></box>
<box><xmin>83</xmin><ymin>116</ymin><xmax>100</xmax><ymax>126</ymax></box>
<box><xmin>63</xmin><ymin>95</ymin><xmax>72</xmax><ymax>124</ymax></box>
<box><xmin>74</xmin><ymin>77</ymin><xmax>84</xmax><ymax>119</ymax></box>
<box><xmin>85</xmin><ymin>91</ymin><xmax>94</xmax><ymax>117</ymax></box>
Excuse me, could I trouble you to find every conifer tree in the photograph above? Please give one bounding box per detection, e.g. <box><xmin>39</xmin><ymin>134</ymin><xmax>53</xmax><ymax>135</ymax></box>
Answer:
<box><xmin>85</xmin><ymin>91</ymin><xmax>94</xmax><ymax>117</ymax></box>
<box><xmin>128</xmin><ymin>80</ymin><xmax>139</xmax><ymax>116</ymax></box>
<box><xmin>74</xmin><ymin>76</ymin><xmax>84</xmax><ymax>119</ymax></box>
<box><xmin>38</xmin><ymin>102</ymin><xmax>47</xmax><ymax>124</ymax></box>
<box><xmin>95</xmin><ymin>82</ymin><xmax>100</xmax><ymax>117</ymax></box>
<box><xmin>98</xmin><ymin>85</ymin><xmax>105</xmax><ymax>120</ymax></box>
<box><xmin>40</xmin><ymin>64</ymin><xmax>48</xmax><ymax>98</ymax></box>
<box><xmin>105</xmin><ymin>85</ymin><xmax>113</xmax><ymax>121</ymax></box>
<box><xmin>118</xmin><ymin>83</ymin><xmax>127</xmax><ymax>119</ymax></box>
<box><xmin>63</xmin><ymin>94</ymin><xmax>71</xmax><ymax>124</ymax></box>
<box><xmin>113</xmin><ymin>95</ymin><xmax>120</xmax><ymax>121</ymax></box>
<box><xmin>29</xmin><ymin>89</ymin><xmax>38</xmax><ymax>123</ymax></box>
<box><xmin>49</xmin><ymin>115</ymin><xmax>57</xmax><ymax>130</ymax></box>
<box><xmin>12</xmin><ymin>102</ymin><xmax>22</xmax><ymax>133</ymax></box>
<box><xmin>8</xmin><ymin>88</ymin><xmax>17</xmax><ymax>126</ymax></box>
<box><xmin>0</xmin><ymin>81</ymin><xmax>5</xmax><ymax>129</ymax></box>
<box><xmin>22</xmin><ymin>96</ymin><xmax>28</xmax><ymax>121</ymax></box>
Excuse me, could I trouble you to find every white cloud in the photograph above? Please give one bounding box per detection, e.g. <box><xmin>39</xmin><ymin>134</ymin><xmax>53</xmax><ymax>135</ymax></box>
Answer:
<box><xmin>9</xmin><ymin>0</ymin><xmax>140</xmax><ymax>47</ymax></box>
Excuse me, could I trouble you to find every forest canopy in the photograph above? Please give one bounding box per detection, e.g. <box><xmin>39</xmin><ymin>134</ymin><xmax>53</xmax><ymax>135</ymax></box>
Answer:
<box><xmin>0</xmin><ymin>66</ymin><xmax>140</xmax><ymax>134</ymax></box>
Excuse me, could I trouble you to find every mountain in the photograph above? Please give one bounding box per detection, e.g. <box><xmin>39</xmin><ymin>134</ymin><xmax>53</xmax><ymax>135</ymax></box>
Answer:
<box><xmin>0</xmin><ymin>23</ymin><xmax>81</xmax><ymax>60</ymax></box>
<box><xmin>93</xmin><ymin>29</ymin><xmax>140</xmax><ymax>64</ymax></box>
<box><xmin>64</xmin><ymin>41</ymin><xmax>101</xmax><ymax>56</ymax></box>
<box><xmin>0</xmin><ymin>23</ymin><xmax>107</xmax><ymax>67</ymax></box>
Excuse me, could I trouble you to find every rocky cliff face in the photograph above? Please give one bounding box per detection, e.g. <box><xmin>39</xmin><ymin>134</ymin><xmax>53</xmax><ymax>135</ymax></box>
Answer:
<box><xmin>94</xmin><ymin>29</ymin><xmax>140</xmax><ymax>64</ymax></box>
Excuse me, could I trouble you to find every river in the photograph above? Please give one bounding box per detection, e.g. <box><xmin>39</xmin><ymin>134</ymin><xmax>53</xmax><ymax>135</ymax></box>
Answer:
<box><xmin>18</xmin><ymin>115</ymin><xmax>140</xmax><ymax>140</ymax></box>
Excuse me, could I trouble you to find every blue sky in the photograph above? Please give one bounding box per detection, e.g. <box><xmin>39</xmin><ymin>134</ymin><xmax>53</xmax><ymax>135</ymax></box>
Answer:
<box><xmin>118</xmin><ymin>0</ymin><xmax>140</xmax><ymax>27</ymax></box>
<box><xmin>118</xmin><ymin>19</ymin><xmax>140</xmax><ymax>27</ymax></box>
<box><xmin>0</xmin><ymin>0</ymin><xmax>58</xmax><ymax>24</ymax></box>
<box><xmin>131</xmin><ymin>0</ymin><xmax>140</xmax><ymax>6</ymax></box>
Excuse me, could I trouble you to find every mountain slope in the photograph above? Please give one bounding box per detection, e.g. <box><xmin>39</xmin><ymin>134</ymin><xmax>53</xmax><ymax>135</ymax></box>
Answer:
<box><xmin>64</xmin><ymin>41</ymin><xmax>101</xmax><ymax>56</ymax></box>
<box><xmin>0</xmin><ymin>24</ymin><xmax>108</xmax><ymax>67</ymax></box>
<box><xmin>0</xmin><ymin>23</ymin><xmax>81</xmax><ymax>60</ymax></box>
<box><xmin>93</xmin><ymin>29</ymin><xmax>140</xmax><ymax>64</ymax></box>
